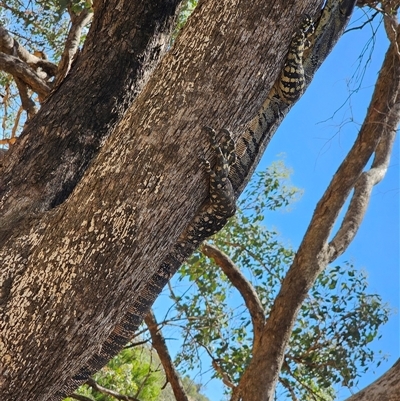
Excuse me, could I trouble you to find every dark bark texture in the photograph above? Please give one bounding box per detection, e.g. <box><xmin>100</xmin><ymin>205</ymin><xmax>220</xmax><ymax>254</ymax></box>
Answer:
<box><xmin>0</xmin><ymin>0</ymin><xmax>184</xmax><ymax>239</ymax></box>
<box><xmin>0</xmin><ymin>0</ymin><xmax>335</xmax><ymax>399</ymax></box>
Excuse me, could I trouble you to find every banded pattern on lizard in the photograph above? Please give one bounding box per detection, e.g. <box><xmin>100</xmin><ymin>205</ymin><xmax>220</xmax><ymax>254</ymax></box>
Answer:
<box><xmin>232</xmin><ymin>14</ymin><xmax>315</xmax><ymax>193</ymax></box>
<box><xmin>179</xmin><ymin>126</ymin><xmax>237</xmax><ymax>247</ymax></box>
<box><xmin>56</xmin><ymin>3</ymin><xmax>357</xmax><ymax>398</ymax></box>
<box><xmin>230</xmin><ymin>0</ymin><xmax>357</xmax><ymax>195</ymax></box>
<box><xmin>277</xmin><ymin>14</ymin><xmax>315</xmax><ymax>103</ymax></box>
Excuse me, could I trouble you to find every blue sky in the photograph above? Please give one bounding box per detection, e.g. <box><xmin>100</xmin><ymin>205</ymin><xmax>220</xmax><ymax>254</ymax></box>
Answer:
<box><xmin>256</xmin><ymin>8</ymin><xmax>399</xmax><ymax>400</ymax></box>
<box><xmin>1</xmin><ymin>3</ymin><xmax>396</xmax><ymax>400</ymax></box>
<box><xmin>155</xmin><ymin>7</ymin><xmax>399</xmax><ymax>400</ymax></box>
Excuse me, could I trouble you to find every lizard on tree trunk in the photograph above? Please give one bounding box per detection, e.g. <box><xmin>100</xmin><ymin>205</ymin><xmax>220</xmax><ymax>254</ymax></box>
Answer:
<box><xmin>55</xmin><ymin>1</ymin><xmax>357</xmax><ymax>399</ymax></box>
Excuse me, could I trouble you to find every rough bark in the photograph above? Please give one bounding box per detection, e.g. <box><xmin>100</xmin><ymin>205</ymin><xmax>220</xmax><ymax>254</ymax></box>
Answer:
<box><xmin>0</xmin><ymin>1</ymin><xmax>323</xmax><ymax>400</ymax></box>
<box><xmin>0</xmin><ymin>0</ymin><xmax>184</xmax><ymax>240</ymax></box>
<box><xmin>344</xmin><ymin>359</ymin><xmax>400</xmax><ymax>401</ymax></box>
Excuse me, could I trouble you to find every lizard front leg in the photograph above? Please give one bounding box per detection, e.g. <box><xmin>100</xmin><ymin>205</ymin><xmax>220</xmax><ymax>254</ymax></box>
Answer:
<box><xmin>179</xmin><ymin>126</ymin><xmax>237</xmax><ymax>248</ymax></box>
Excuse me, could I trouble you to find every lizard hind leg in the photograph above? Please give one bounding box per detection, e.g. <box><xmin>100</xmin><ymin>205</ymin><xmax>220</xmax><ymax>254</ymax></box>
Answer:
<box><xmin>178</xmin><ymin>126</ymin><xmax>237</xmax><ymax>249</ymax></box>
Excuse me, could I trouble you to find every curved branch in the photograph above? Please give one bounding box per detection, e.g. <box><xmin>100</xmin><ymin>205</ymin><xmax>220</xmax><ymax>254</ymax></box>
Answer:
<box><xmin>200</xmin><ymin>242</ymin><xmax>265</xmax><ymax>348</ymax></box>
<box><xmin>144</xmin><ymin>310</ymin><xmax>190</xmax><ymax>401</ymax></box>
<box><xmin>344</xmin><ymin>359</ymin><xmax>400</xmax><ymax>401</ymax></box>
<box><xmin>14</xmin><ymin>77</ymin><xmax>38</xmax><ymax>118</ymax></box>
<box><xmin>0</xmin><ymin>53</ymin><xmax>51</xmax><ymax>98</ymax></box>
<box><xmin>329</xmin><ymin>118</ymin><xmax>398</xmax><ymax>260</ymax></box>
<box><xmin>327</xmin><ymin>19</ymin><xmax>399</xmax><ymax>260</ymax></box>
<box><xmin>211</xmin><ymin>358</ymin><xmax>236</xmax><ymax>389</ymax></box>
<box><xmin>54</xmin><ymin>7</ymin><xmax>93</xmax><ymax>87</ymax></box>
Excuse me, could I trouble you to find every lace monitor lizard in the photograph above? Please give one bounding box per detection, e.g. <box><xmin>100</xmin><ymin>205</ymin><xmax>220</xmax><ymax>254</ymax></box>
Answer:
<box><xmin>55</xmin><ymin>2</ymin><xmax>357</xmax><ymax>399</ymax></box>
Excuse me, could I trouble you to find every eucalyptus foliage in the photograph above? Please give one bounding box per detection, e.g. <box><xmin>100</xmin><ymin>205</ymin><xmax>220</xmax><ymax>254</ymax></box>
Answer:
<box><xmin>0</xmin><ymin>0</ymin><xmax>89</xmax><ymax>141</ymax></box>
<box><xmin>64</xmin><ymin>347</ymin><xmax>163</xmax><ymax>401</ymax></box>
<box><xmin>164</xmin><ymin>161</ymin><xmax>390</xmax><ymax>400</ymax></box>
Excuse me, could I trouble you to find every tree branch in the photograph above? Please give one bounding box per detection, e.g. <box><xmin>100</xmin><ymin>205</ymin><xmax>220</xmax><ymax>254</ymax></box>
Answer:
<box><xmin>329</xmin><ymin>121</ymin><xmax>397</xmax><ymax>260</ymax></box>
<box><xmin>0</xmin><ymin>25</ymin><xmax>57</xmax><ymax>78</ymax></box>
<box><xmin>234</xmin><ymin>11</ymin><xmax>399</xmax><ymax>401</ymax></box>
<box><xmin>344</xmin><ymin>358</ymin><xmax>400</xmax><ymax>401</ymax></box>
<box><xmin>69</xmin><ymin>394</ymin><xmax>94</xmax><ymax>401</ymax></box>
<box><xmin>144</xmin><ymin>310</ymin><xmax>190</xmax><ymax>401</ymax></box>
<box><xmin>328</xmin><ymin>16</ymin><xmax>399</xmax><ymax>261</ymax></box>
<box><xmin>200</xmin><ymin>242</ymin><xmax>265</xmax><ymax>347</ymax></box>
<box><xmin>54</xmin><ymin>7</ymin><xmax>93</xmax><ymax>87</ymax></box>
<box><xmin>0</xmin><ymin>53</ymin><xmax>51</xmax><ymax>99</ymax></box>
<box><xmin>86</xmin><ymin>378</ymin><xmax>140</xmax><ymax>401</ymax></box>
<box><xmin>14</xmin><ymin>77</ymin><xmax>38</xmax><ymax>118</ymax></box>
<box><xmin>211</xmin><ymin>358</ymin><xmax>236</xmax><ymax>389</ymax></box>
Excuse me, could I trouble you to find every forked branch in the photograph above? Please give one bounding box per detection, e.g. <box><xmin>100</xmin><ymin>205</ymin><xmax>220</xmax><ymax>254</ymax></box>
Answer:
<box><xmin>234</xmin><ymin>11</ymin><xmax>399</xmax><ymax>401</ymax></box>
<box><xmin>54</xmin><ymin>6</ymin><xmax>93</xmax><ymax>87</ymax></box>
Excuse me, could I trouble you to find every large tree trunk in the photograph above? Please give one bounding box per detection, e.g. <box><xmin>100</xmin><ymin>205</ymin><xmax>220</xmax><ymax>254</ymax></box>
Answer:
<box><xmin>0</xmin><ymin>0</ymin><xmax>184</xmax><ymax>238</ymax></box>
<box><xmin>0</xmin><ymin>0</ymin><xmax>323</xmax><ymax>399</ymax></box>
<box><xmin>345</xmin><ymin>359</ymin><xmax>400</xmax><ymax>401</ymax></box>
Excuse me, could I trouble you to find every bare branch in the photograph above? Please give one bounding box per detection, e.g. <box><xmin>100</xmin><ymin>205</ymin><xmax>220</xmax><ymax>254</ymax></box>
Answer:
<box><xmin>344</xmin><ymin>11</ymin><xmax>379</xmax><ymax>34</ymax></box>
<box><xmin>0</xmin><ymin>53</ymin><xmax>51</xmax><ymax>99</ymax></box>
<box><xmin>86</xmin><ymin>377</ymin><xmax>140</xmax><ymax>401</ymax></box>
<box><xmin>14</xmin><ymin>77</ymin><xmax>37</xmax><ymax>118</ymax></box>
<box><xmin>11</xmin><ymin>105</ymin><xmax>23</xmax><ymax>138</ymax></box>
<box><xmin>329</xmin><ymin>122</ymin><xmax>397</xmax><ymax>260</ymax></box>
<box><xmin>382</xmin><ymin>0</ymin><xmax>400</xmax><ymax>51</ymax></box>
<box><xmin>327</xmin><ymin>21</ymin><xmax>400</xmax><ymax>260</ymax></box>
<box><xmin>0</xmin><ymin>25</ymin><xmax>57</xmax><ymax>77</ymax></box>
<box><xmin>211</xmin><ymin>358</ymin><xmax>236</xmax><ymax>389</ymax></box>
<box><xmin>234</xmin><ymin>16</ymin><xmax>400</xmax><ymax>400</ymax></box>
<box><xmin>144</xmin><ymin>310</ymin><xmax>190</xmax><ymax>401</ymax></box>
<box><xmin>54</xmin><ymin>7</ymin><xmax>93</xmax><ymax>87</ymax></box>
<box><xmin>200</xmin><ymin>242</ymin><xmax>265</xmax><ymax>347</ymax></box>
<box><xmin>124</xmin><ymin>337</ymin><xmax>152</xmax><ymax>348</ymax></box>
<box><xmin>279</xmin><ymin>376</ymin><xmax>299</xmax><ymax>401</ymax></box>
